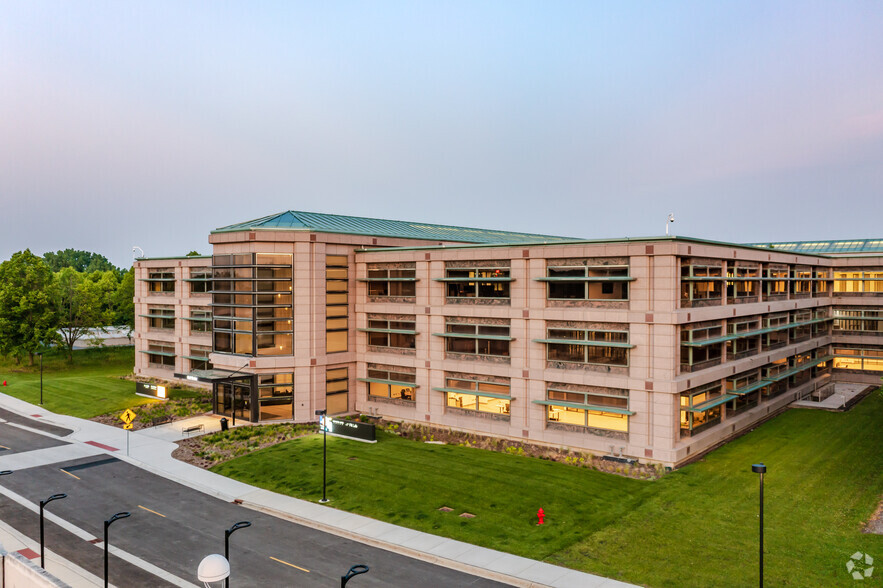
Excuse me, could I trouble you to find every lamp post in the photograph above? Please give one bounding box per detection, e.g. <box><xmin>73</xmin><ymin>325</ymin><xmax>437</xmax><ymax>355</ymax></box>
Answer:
<box><xmin>198</xmin><ymin>554</ymin><xmax>230</xmax><ymax>587</ymax></box>
<box><xmin>315</xmin><ymin>409</ymin><xmax>328</xmax><ymax>503</ymax></box>
<box><xmin>224</xmin><ymin>521</ymin><xmax>251</xmax><ymax>588</ymax></box>
<box><xmin>104</xmin><ymin>512</ymin><xmax>131</xmax><ymax>588</ymax></box>
<box><xmin>37</xmin><ymin>352</ymin><xmax>43</xmax><ymax>405</ymax></box>
<box><xmin>751</xmin><ymin>463</ymin><xmax>766</xmax><ymax>587</ymax></box>
<box><xmin>39</xmin><ymin>493</ymin><xmax>67</xmax><ymax>568</ymax></box>
<box><xmin>341</xmin><ymin>564</ymin><xmax>369</xmax><ymax>587</ymax></box>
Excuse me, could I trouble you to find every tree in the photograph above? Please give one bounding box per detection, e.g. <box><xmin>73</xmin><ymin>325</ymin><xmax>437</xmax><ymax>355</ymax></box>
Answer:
<box><xmin>186</xmin><ymin>251</ymin><xmax>201</xmax><ymax>257</ymax></box>
<box><xmin>113</xmin><ymin>267</ymin><xmax>135</xmax><ymax>333</ymax></box>
<box><xmin>54</xmin><ymin>268</ymin><xmax>115</xmax><ymax>361</ymax></box>
<box><xmin>0</xmin><ymin>250</ymin><xmax>57</xmax><ymax>365</ymax></box>
<box><xmin>43</xmin><ymin>249</ymin><xmax>120</xmax><ymax>275</ymax></box>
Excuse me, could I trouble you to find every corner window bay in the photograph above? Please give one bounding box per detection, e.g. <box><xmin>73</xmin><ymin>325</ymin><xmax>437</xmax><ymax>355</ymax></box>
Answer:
<box><xmin>211</xmin><ymin>253</ymin><xmax>293</xmax><ymax>356</ymax></box>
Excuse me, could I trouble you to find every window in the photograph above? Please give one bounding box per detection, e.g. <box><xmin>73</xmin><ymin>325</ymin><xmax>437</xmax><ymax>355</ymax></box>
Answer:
<box><xmin>542</xmin><ymin>388</ymin><xmax>629</xmax><ymax>431</ymax></box>
<box><xmin>212</xmin><ymin>253</ymin><xmax>292</xmax><ymax>356</ymax></box>
<box><xmin>790</xmin><ymin>310</ymin><xmax>813</xmax><ymax>341</ymax></box>
<box><xmin>813</xmin><ymin>270</ymin><xmax>828</xmax><ymax>296</ymax></box>
<box><xmin>185</xmin><ymin>345</ymin><xmax>213</xmax><ymax>371</ymax></box>
<box><xmin>144</xmin><ymin>342</ymin><xmax>175</xmax><ymax>369</ymax></box>
<box><xmin>188</xmin><ymin>267</ymin><xmax>212</xmax><ymax>294</ymax></box>
<box><xmin>833</xmin><ymin>347</ymin><xmax>883</xmax><ymax>371</ymax></box>
<box><xmin>144</xmin><ymin>306</ymin><xmax>175</xmax><ymax>330</ymax></box>
<box><xmin>680</xmin><ymin>322</ymin><xmax>723</xmax><ymax>372</ymax></box>
<box><xmin>441</xmin><ymin>322</ymin><xmax>511</xmax><ymax>357</ymax></box>
<box><xmin>441</xmin><ymin>377</ymin><xmax>510</xmax><ymax>415</ymax></box>
<box><xmin>443</xmin><ymin>265</ymin><xmax>511</xmax><ymax>299</ymax></box>
<box><xmin>760</xmin><ymin>313</ymin><xmax>788</xmax><ymax>350</ymax></box>
<box><xmin>762</xmin><ymin>266</ymin><xmax>788</xmax><ymax>299</ymax></box>
<box><xmin>146</xmin><ymin>269</ymin><xmax>175</xmax><ymax>293</ymax></box>
<box><xmin>365</xmin><ymin>266</ymin><xmax>416</xmax><ymax>298</ymax></box>
<box><xmin>791</xmin><ymin>268</ymin><xmax>812</xmax><ymax>296</ymax></box>
<box><xmin>726</xmin><ymin>317</ymin><xmax>760</xmax><ymax>359</ymax></box>
<box><xmin>362</xmin><ymin>317</ymin><xmax>416</xmax><ymax>349</ymax></box>
<box><xmin>834</xmin><ymin>270</ymin><xmax>883</xmax><ymax>294</ymax></box>
<box><xmin>833</xmin><ymin>308</ymin><xmax>883</xmax><ymax>334</ymax></box>
<box><xmin>680</xmin><ymin>383</ymin><xmax>724</xmax><ymax>437</ymax></box>
<box><xmin>726</xmin><ymin>265</ymin><xmax>759</xmax><ymax>302</ymax></box>
<box><xmin>326</xmin><ymin>255</ymin><xmax>349</xmax><ymax>353</ymax></box>
<box><xmin>326</xmin><ymin>367</ymin><xmax>348</xmax><ymax>414</ymax></box>
<box><xmin>187</xmin><ymin>308</ymin><xmax>212</xmax><ymax>333</ymax></box>
<box><xmin>726</xmin><ymin>370</ymin><xmax>762</xmax><ymax>414</ymax></box>
<box><xmin>363</xmin><ymin>367</ymin><xmax>416</xmax><ymax>400</ymax></box>
<box><xmin>542</xmin><ymin>328</ymin><xmax>630</xmax><ymax>366</ymax></box>
<box><xmin>681</xmin><ymin>262</ymin><xmax>723</xmax><ymax>307</ymax></box>
<box><xmin>258</xmin><ymin>373</ymin><xmax>293</xmax><ymax>421</ymax></box>
<box><xmin>544</xmin><ymin>264</ymin><xmax>631</xmax><ymax>301</ymax></box>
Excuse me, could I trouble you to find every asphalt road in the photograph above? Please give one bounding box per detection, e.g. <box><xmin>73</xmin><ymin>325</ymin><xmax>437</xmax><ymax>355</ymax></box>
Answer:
<box><xmin>0</xmin><ymin>420</ymin><xmax>69</xmax><ymax>454</ymax></box>
<box><xmin>0</xmin><ymin>420</ymin><xmax>509</xmax><ymax>587</ymax></box>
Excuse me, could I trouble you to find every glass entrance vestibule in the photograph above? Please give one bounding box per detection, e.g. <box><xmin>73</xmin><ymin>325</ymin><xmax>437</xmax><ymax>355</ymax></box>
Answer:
<box><xmin>176</xmin><ymin>368</ymin><xmax>294</xmax><ymax>423</ymax></box>
<box><xmin>215</xmin><ymin>373</ymin><xmax>295</xmax><ymax>422</ymax></box>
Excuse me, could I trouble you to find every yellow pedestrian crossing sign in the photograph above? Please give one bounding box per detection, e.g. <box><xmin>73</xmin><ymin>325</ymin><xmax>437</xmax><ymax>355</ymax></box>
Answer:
<box><xmin>120</xmin><ymin>409</ymin><xmax>137</xmax><ymax>425</ymax></box>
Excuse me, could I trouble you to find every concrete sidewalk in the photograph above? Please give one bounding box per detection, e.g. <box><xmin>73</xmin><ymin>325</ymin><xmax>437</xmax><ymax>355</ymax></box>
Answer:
<box><xmin>0</xmin><ymin>393</ymin><xmax>634</xmax><ymax>588</ymax></box>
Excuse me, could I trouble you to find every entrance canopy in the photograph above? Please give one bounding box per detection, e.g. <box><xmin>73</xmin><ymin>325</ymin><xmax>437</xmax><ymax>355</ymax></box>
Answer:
<box><xmin>174</xmin><ymin>368</ymin><xmax>252</xmax><ymax>384</ymax></box>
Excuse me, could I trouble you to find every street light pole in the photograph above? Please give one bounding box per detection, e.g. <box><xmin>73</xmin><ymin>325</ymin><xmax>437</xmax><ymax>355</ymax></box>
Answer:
<box><xmin>315</xmin><ymin>409</ymin><xmax>328</xmax><ymax>503</ymax></box>
<box><xmin>104</xmin><ymin>512</ymin><xmax>131</xmax><ymax>588</ymax></box>
<box><xmin>224</xmin><ymin>521</ymin><xmax>252</xmax><ymax>588</ymax></box>
<box><xmin>341</xmin><ymin>564</ymin><xmax>369</xmax><ymax>587</ymax></box>
<box><xmin>38</xmin><ymin>352</ymin><xmax>43</xmax><ymax>405</ymax></box>
<box><xmin>39</xmin><ymin>493</ymin><xmax>67</xmax><ymax>568</ymax></box>
<box><xmin>751</xmin><ymin>463</ymin><xmax>766</xmax><ymax>587</ymax></box>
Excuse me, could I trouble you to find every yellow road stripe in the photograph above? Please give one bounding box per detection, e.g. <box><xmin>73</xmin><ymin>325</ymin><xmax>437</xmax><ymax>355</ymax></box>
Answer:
<box><xmin>60</xmin><ymin>469</ymin><xmax>80</xmax><ymax>480</ymax></box>
<box><xmin>137</xmin><ymin>505</ymin><xmax>166</xmax><ymax>518</ymax></box>
<box><xmin>269</xmin><ymin>556</ymin><xmax>309</xmax><ymax>573</ymax></box>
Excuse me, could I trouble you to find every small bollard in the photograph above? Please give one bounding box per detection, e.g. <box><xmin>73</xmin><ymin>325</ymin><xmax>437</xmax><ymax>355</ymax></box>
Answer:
<box><xmin>537</xmin><ymin>508</ymin><xmax>545</xmax><ymax>525</ymax></box>
<box><xmin>220</xmin><ymin>417</ymin><xmax>229</xmax><ymax>432</ymax></box>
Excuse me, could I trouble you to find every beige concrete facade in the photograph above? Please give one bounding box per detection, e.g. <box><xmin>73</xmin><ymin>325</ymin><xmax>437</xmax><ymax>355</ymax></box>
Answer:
<box><xmin>134</xmin><ymin>256</ymin><xmax>213</xmax><ymax>385</ymax></box>
<box><xmin>133</xmin><ymin>224</ymin><xmax>883</xmax><ymax>467</ymax></box>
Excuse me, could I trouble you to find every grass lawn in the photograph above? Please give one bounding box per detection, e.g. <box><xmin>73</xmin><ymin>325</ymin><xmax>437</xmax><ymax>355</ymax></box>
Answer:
<box><xmin>213</xmin><ymin>430</ymin><xmax>652</xmax><ymax>559</ymax></box>
<box><xmin>0</xmin><ymin>346</ymin><xmax>171</xmax><ymax>418</ymax></box>
<box><xmin>212</xmin><ymin>391</ymin><xmax>883</xmax><ymax>587</ymax></box>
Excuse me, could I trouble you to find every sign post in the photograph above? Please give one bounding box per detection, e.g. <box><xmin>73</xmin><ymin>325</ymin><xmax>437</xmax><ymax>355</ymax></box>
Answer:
<box><xmin>120</xmin><ymin>409</ymin><xmax>136</xmax><ymax>456</ymax></box>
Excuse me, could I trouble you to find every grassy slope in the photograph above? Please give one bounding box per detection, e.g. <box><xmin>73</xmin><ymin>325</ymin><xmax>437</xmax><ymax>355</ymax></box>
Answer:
<box><xmin>212</xmin><ymin>430</ymin><xmax>651</xmax><ymax>560</ymax></box>
<box><xmin>0</xmin><ymin>347</ymin><xmax>161</xmax><ymax>418</ymax></box>
<box><xmin>213</xmin><ymin>393</ymin><xmax>883</xmax><ymax>587</ymax></box>
<box><xmin>547</xmin><ymin>392</ymin><xmax>883</xmax><ymax>587</ymax></box>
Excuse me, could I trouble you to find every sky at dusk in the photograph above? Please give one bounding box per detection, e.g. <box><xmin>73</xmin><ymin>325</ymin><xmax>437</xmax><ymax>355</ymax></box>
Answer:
<box><xmin>2</xmin><ymin>2</ymin><xmax>882</xmax><ymax>268</ymax></box>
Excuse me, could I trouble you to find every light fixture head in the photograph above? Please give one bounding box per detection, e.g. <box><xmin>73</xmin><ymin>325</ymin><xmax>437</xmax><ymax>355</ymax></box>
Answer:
<box><xmin>751</xmin><ymin>463</ymin><xmax>766</xmax><ymax>474</ymax></box>
<box><xmin>197</xmin><ymin>554</ymin><xmax>230</xmax><ymax>583</ymax></box>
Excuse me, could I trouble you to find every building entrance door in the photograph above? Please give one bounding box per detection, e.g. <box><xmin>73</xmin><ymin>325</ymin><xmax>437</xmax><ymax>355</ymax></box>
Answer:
<box><xmin>216</xmin><ymin>380</ymin><xmax>253</xmax><ymax>423</ymax></box>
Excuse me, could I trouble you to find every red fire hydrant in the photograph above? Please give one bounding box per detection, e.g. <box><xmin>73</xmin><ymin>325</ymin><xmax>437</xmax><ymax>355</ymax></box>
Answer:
<box><xmin>2</xmin><ymin>380</ymin><xmax>6</xmax><ymax>386</ymax></box>
<box><xmin>537</xmin><ymin>508</ymin><xmax>545</xmax><ymax>525</ymax></box>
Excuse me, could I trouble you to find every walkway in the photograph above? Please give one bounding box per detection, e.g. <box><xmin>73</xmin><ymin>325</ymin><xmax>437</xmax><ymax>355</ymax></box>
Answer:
<box><xmin>792</xmin><ymin>383</ymin><xmax>874</xmax><ymax>411</ymax></box>
<box><xmin>0</xmin><ymin>393</ymin><xmax>633</xmax><ymax>588</ymax></box>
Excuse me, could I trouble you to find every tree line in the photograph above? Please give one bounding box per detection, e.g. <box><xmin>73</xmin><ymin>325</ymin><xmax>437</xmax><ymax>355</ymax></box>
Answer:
<box><xmin>0</xmin><ymin>249</ymin><xmax>135</xmax><ymax>365</ymax></box>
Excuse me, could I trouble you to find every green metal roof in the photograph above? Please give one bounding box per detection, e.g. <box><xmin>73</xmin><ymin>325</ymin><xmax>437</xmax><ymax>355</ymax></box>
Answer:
<box><xmin>746</xmin><ymin>239</ymin><xmax>883</xmax><ymax>255</ymax></box>
<box><xmin>212</xmin><ymin>211</ymin><xmax>577</xmax><ymax>244</ymax></box>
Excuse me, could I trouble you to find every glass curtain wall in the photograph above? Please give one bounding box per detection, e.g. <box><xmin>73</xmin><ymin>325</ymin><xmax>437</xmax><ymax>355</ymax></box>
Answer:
<box><xmin>212</xmin><ymin>253</ymin><xmax>293</xmax><ymax>356</ymax></box>
<box><xmin>326</xmin><ymin>255</ymin><xmax>349</xmax><ymax>353</ymax></box>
